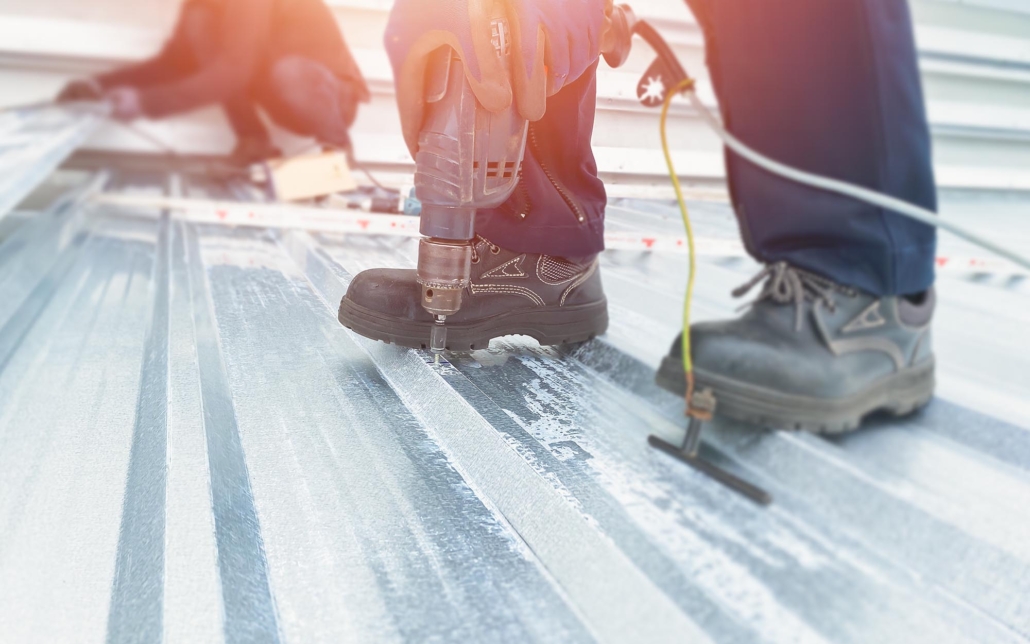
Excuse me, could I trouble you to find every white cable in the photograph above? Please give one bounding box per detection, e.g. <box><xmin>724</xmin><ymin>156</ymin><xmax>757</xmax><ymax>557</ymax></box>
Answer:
<box><xmin>684</xmin><ymin>90</ymin><xmax>1030</xmax><ymax>273</ymax></box>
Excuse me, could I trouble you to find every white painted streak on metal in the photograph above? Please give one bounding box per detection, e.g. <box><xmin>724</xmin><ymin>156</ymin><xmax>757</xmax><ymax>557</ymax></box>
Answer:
<box><xmin>287</xmin><ymin>242</ymin><xmax>712</xmax><ymax>643</ymax></box>
<box><xmin>362</xmin><ymin>342</ymin><xmax>713</xmax><ymax>644</ymax></box>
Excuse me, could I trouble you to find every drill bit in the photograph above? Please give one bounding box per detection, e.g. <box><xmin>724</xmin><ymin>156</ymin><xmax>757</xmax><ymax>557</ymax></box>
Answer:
<box><xmin>431</xmin><ymin>315</ymin><xmax>448</xmax><ymax>364</ymax></box>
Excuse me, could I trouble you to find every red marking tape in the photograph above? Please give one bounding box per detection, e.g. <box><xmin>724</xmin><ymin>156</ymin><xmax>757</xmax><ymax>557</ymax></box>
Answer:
<box><xmin>92</xmin><ymin>194</ymin><xmax>1029</xmax><ymax>278</ymax></box>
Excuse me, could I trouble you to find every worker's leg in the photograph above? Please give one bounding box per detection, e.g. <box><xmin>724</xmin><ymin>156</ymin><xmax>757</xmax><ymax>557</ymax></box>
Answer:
<box><xmin>219</xmin><ymin>98</ymin><xmax>271</xmax><ymax>148</ymax></box>
<box><xmin>686</xmin><ymin>0</ymin><xmax>937</xmax><ymax>297</ymax></box>
<box><xmin>180</xmin><ymin>3</ymin><xmax>273</xmax><ymax>152</ymax></box>
<box><xmin>258</xmin><ymin>56</ymin><xmax>360</xmax><ymax>152</ymax></box>
<box><xmin>657</xmin><ymin>0</ymin><xmax>938</xmax><ymax>432</ymax></box>
<box><xmin>475</xmin><ymin>61</ymin><xmax>608</xmax><ymax>259</ymax></box>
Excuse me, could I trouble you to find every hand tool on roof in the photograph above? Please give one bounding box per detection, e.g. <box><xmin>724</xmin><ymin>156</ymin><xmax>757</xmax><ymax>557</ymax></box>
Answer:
<box><xmin>410</xmin><ymin>0</ymin><xmax>635</xmax><ymax>358</ymax></box>
<box><xmin>622</xmin><ymin>17</ymin><xmax>773</xmax><ymax>506</ymax></box>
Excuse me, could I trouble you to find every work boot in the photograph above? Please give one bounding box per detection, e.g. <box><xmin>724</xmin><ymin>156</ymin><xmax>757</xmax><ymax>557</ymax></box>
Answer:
<box><xmin>338</xmin><ymin>236</ymin><xmax>609</xmax><ymax>350</ymax></box>
<box><xmin>656</xmin><ymin>262</ymin><xmax>936</xmax><ymax>433</ymax></box>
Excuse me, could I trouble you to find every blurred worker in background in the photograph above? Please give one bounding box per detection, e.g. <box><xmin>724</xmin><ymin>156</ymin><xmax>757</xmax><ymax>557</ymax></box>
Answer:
<box><xmin>57</xmin><ymin>0</ymin><xmax>370</xmax><ymax>166</ymax></box>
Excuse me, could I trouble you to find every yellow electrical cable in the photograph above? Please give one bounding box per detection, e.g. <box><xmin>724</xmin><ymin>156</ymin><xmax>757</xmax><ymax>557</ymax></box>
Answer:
<box><xmin>659</xmin><ymin>77</ymin><xmax>698</xmax><ymax>408</ymax></box>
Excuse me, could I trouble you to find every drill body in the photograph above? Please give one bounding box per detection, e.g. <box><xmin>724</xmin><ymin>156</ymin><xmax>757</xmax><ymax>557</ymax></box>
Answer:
<box><xmin>414</xmin><ymin>17</ymin><xmax>528</xmax><ymax>353</ymax></box>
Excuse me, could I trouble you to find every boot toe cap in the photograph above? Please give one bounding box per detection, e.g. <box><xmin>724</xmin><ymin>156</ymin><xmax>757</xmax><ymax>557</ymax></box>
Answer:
<box><xmin>692</xmin><ymin>321</ymin><xmax>898</xmax><ymax>399</ymax></box>
<box><xmin>344</xmin><ymin>268</ymin><xmax>429</xmax><ymax>322</ymax></box>
<box><xmin>691</xmin><ymin>322</ymin><xmax>838</xmax><ymax>397</ymax></box>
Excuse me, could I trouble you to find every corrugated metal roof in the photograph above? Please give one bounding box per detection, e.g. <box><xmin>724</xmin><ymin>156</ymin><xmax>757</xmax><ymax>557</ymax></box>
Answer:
<box><xmin>2</xmin><ymin>120</ymin><xmax>1030</xmax><ymax>644</ymax></box>
<box><xmin>2</xmin><ymin>149</ymin><xmax>1030</xmax><ymax>638</ymax></box>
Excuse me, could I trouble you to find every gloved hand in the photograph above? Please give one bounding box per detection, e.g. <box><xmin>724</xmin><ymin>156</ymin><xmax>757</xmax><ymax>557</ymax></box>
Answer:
<box><xmin>56</xmin><ymin>78</ymin><xmax>104</xmax><ymax>103</ymax></box>
<box><xmin>105</xmin><ymin>87</ymin><xmax>144</xmax><ymax>121</ymax></box>
<box><xmin>511</xmin><ymin>0</ymin><xmax>608</xmax><ymax>101</ymax></box>
<box><xmin>385</xmin><ymin>0</ymin><xmax>608</xmax><ymax>154</ymax></box>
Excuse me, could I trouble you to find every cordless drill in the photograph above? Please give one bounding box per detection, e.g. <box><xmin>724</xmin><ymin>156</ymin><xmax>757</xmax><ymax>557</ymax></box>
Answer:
<box><xmin>413</xmin><ymin>3</ymin><xmax>635</xmax><ymax>355</ymax></box>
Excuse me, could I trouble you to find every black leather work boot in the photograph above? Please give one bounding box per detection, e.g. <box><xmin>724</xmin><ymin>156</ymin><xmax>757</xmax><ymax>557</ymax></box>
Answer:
<box><xmin>657</xmin><ymin>262</ymin><xmax>936</xmax><ymax>434</ymax></box>
<box><xmin>338</xmin><ymin>236</ymin><xmax>608</xmax><ymax>350</ymax></box>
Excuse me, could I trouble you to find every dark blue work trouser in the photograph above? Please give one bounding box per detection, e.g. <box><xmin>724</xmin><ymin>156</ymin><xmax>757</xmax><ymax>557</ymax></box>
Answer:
<box><xmin>686</xmin><ymin>0</ymin><xmax>938</xmax><ymax>296</ymax></box>
<box><xmin>487</xmin><ymin>0</ymin><xmax>938</xmax><ymax>296</ymax></box>
<box><xmin>477</xmin><ymin>61</ymin><xmax>609</xmax><ymax>259</ymax></box>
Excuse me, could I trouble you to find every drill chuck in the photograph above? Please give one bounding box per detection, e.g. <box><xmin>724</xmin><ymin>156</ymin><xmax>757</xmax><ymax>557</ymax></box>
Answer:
<box><xmin>417</xmin><ymin>237</ymin><xmax>473</xmax><ymax>317</ymax></box>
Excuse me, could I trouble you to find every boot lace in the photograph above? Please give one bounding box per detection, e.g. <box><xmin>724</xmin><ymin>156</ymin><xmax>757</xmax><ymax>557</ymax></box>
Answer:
<box><xmin>732</xmin><ymin>262</ymin><xmax>857</xmax><ymax>331</ymax></box>
<box><xmin>470</xmin><ymin>236</ymin><xmax>500</xmax><ymax>264</ymax></box>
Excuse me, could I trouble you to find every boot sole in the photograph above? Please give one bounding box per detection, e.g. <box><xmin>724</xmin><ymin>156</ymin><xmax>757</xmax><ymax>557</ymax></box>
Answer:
<box><xmin>338</xmin><ymin>297</ymin><xmax>609</xmax><ymax>351</ymax></box>
<box><xmin>657</xmin><ymin>357</ymin><xmax>935</xmax><ymax>434</ymax></box>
